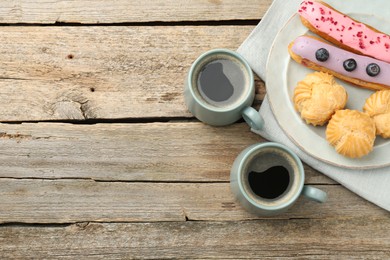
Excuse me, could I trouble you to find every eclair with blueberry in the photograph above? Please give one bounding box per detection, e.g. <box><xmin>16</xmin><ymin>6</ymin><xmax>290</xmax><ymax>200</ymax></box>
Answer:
<box><xmin>288</xmin><ymin>35</ymin><xmax>390</xmax><ymax>91</ymax></box>
<box><xmin>298</xmin><ymin>1</ymin><xmax>390</xmax><ymax>63</ymax></box>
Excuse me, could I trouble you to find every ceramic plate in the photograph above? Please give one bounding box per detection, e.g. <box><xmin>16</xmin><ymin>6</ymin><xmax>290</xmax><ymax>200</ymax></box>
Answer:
<box><xmin>266</xmin><ymin>0</ymin><xmax>390</xmax><ymax>169</ymax></box>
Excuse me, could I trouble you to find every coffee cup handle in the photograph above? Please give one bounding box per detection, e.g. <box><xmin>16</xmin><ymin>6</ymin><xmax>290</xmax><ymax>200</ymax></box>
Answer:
<box><xmin>242</xmin><ymin>107</ymin><xmax>264</xmax><ymax>130</ymax></box>
<box><xmin>302</xmin><ymin>185</ymin><xmax>328</xmax><ymax>203</ymax></box>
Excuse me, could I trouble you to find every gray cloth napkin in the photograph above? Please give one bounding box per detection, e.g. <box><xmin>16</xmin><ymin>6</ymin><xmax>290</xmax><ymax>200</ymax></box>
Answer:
<box><xmin>237</xmin><ymin>0</ymin><xmax>390</xmax><ymax>211</ymax></box>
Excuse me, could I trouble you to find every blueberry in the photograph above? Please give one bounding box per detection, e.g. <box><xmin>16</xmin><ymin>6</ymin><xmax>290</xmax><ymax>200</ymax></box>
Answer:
<box><xmin>343</xmin><ymin>59</ymin><xmax>357</xmax><ymax>72</ymax></box>
<box><xmin>315</xmin><ymin>48</ymin><xmax>329</xmax><ymax>62</ymax></box>
<box><xmin>366</xmin><ymin>63</ymin><xmax>380</xmax><ymax>77</ymax></box>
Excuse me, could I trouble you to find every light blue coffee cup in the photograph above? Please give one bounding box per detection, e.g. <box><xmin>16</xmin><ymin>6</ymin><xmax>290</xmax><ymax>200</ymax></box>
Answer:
<box><xmin>231</xmin><ymin>142</ymin><xmax>327</xmax><ymax>216</ymax></box>
<box><xmin>184</xmin><ymin>49</ymin><xmax>263</xmax><ymax>129</ymax></box>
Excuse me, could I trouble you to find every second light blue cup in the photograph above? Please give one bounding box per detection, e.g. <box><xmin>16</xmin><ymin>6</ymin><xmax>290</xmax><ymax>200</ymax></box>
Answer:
<box><xmin>230</xmin><ymin>143</ymin><xmax>328</xmax><ymax>216</ymax></box>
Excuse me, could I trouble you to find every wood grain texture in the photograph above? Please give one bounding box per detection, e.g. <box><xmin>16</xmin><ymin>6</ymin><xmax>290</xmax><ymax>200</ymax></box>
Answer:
<box><xmin>0</xmin><ymin>179</ymin><xmax>388</xmax><ymax>224</ymax></box>
<box><xmin>1</xmin><ymin>219</ymin><xmax>390</xmax><ymax>259</ymax></box>
<box><xmin>0</xmin><ymin>0</ymin><xmax>272</xmax><ymax>24</ymax></box>
<box><xmin>0</xmin><ymin>26</ymin><xmax>266</xmax><ymax>121</ymax></box>
<box><xmin>0</xmin><ymin>122</ymin><xmax>333</xmax><ymax>183</ymax></box>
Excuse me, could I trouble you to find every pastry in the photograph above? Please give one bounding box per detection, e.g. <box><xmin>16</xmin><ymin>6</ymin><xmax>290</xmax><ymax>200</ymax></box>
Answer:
<box><xmin>288</xmin><ymin>35</ymin><xmax>390</xmax><ymax>91</ymax></box>
<box><xmin>293</xmin><ymin>71</ymin><xmax>347</xmax><ymax>126</ymax></box>
<box><xmin>326</xmin><ymin>109</ymin><xmax>376</xmax><ymax>158</ymax></box>
<box><xmin>363</xmin><ymin>90</ymin><xmax>390</xmax><ymax>138</ymax></box>
<box><xmin>298</xmin><ymin>1</ymin><xmax>390</xmax><ymax>63</ymax></box>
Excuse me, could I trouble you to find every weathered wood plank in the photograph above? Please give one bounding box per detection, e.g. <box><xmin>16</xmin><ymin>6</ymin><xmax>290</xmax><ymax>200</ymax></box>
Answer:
<box><xmin>1</xmin><ymin>219</ymin><xmax>389</xmax><ymax>259</ymax></box>
<box><xmin>0</xmin><ymin>179</ymin><xmax>388</xmax><ymax>224</ymax></box>
<box><xmin>0</xmin><ymin>0</ymin><xmax>272</xmax><ymax>24</ymax></box>
<box><xmin>0</xmin><ymin>26</ymin><xmax>265</xmax><ymax>121</ymax></box>
<box><xmin>0</xmin><ymin>122</ymin><xmax>333</xmax><ymax>184</ymax></box>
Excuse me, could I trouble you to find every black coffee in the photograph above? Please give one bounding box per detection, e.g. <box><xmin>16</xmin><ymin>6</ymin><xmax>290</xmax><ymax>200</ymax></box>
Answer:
<box><xmin>248</xmin><ymin>166</ymin><xmax>290</xmax><ymax>199</ymax></box>
<box><xmin>197</xmin><ymin>58</ymin><xmax>246</xmax><ymax>107</ymax></box>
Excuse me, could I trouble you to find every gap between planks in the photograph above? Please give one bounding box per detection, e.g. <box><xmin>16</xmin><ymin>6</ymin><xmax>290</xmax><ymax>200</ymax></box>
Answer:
<box><xmin>0</xmin><ymin>20</ymin><xmax>261</xmax><ymax>27</ymax></box>
<box><xmin>0</xmin><ymin>0</ymin><xmax>273</xmax><ymax>24</ymax></box>
<box><xmin>0</xmin><ymin>176</ymin><xmax>339</xmax><ymax>186</ymax></box>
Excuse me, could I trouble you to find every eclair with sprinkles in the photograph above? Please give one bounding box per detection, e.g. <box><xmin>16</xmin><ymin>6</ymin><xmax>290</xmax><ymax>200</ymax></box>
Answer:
<box><xmin>298</xmin><ymin>1</ymin><xmax>390</xmax><ymax>63</ymax></box>
<box><xmin>288</xmin><ymin>35</ymin><xmax>390</xmax><ymax>91</ymax></box>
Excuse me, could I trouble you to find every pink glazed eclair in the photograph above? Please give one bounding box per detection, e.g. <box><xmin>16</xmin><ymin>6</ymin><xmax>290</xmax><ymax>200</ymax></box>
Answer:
<box><xmin>298</xmin><ymin>1</ymin><xmax>390</xmax><ymax>63</ymax></box>
<box><xmin>288</xmin><ymin>35</ymin><xmax>390</xmax><ymax>91</ymax></box>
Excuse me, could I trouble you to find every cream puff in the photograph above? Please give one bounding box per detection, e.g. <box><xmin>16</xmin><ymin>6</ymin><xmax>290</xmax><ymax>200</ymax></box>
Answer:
<box><xmin>293</xmin><ymin>71</ymin><xmax>347</xmax><ymax>126</ymax></box>
<box><xmin>326</xmin><ymin>109</ymin><xmax>376</xmax><ymax>158</ymax></box>
<box><xmin>363</xmin><ymin>90</ymin><xmax>390</xmax><ymax>138</ymax></box>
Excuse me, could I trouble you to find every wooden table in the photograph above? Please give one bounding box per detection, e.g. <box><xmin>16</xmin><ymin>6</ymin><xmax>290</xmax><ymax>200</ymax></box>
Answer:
<box><xmin>1</xmin><ymin>1</ymin><xmax>389</xmax><ymax>258</ymax></box>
